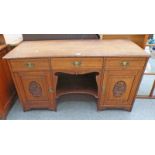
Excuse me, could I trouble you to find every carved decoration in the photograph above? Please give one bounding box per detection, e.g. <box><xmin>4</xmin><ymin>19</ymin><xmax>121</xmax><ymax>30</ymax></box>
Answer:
<box><xmin>29</xmin><ymin>81</ymin><xmax>42</xmax><ymax>97</ymax></box>
<box><xmin>113</xmin><ymin>81</ymin><xmax>126</xmax><ymax>97</ymax></box>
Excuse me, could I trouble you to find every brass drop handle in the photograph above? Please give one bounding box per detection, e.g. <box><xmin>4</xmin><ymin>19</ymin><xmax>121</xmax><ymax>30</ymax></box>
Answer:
<box><xmin>72</xmin><ymin>61</ymin><xmax>81</xmax><ymax>67</ymax></box>
<box><xmin>25</xmin><ymin>62</ymin><xmax>35</xmax><ymax>68</ymax></box>
<box><xmin>48</xmin><ymin>88</ymin><xmax>54</xmax><ymax>93</ymax></box>
<box><xmin>120</xmin><ymin>61</ymin><xmax>129</xmax><ymax>68</ymax></box>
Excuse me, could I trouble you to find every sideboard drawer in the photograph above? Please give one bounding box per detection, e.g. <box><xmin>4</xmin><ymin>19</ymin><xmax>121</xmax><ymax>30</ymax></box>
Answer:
<box><xmin>51</xmin><ymin>58</ymin><xmax>103</xmax><ymax>70</ymax></box>
<box><xmin>105</xmin><ymin>58</ymin><xmax>146</xmax><ymax>70</ymax></box>
<box><xmin>10</xmin><ymin>58</ymin><xmax>50</xmax><ymax>72</ymax></box>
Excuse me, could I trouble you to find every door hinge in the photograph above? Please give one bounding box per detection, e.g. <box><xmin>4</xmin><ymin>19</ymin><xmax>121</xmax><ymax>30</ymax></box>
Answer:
<box><xmin>103</xmin><ymin>85</ymin><xmax>106</xmax><ymax>95</ymax></box>
<box><xmin>48</xmin><ymin>88</ymin><xmax>54</xmax><ymax>93</ymax></box>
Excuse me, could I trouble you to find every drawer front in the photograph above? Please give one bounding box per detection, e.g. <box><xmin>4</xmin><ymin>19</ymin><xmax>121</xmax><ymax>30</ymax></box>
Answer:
<box><xmin>105</xmin><ymin>58</ymin><xmax>146</xmax><ymax>70</ymax></box>
<box><xmin>10</xmin><ymin>59</ymin><xmax>50</xmax><ymax>72</ymax></box>
<box><xmin>51</xmin><ymin>58</ymin><xmax>103</xmax><ymax>70</ymax></box>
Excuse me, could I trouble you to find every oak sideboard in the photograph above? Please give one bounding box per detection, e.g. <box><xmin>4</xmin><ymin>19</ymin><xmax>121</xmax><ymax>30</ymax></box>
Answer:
<box><xmin>4</xmin><ymin>39</ymin><xmax>149</xmax><ymax>112</ymax></box>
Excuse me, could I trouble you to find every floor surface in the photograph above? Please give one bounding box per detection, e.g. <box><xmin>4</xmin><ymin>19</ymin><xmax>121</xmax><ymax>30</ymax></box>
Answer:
<box><xmin>7</xmin><ymin>95</ymin><xmax>155</xmax><ymax>120</ymax></box>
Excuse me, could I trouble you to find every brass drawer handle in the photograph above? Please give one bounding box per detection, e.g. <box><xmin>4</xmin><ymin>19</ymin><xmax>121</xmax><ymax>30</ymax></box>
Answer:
<box><xmin>48</xmin><ymin>88</ymin><xmax>54</xmax><ymax>93</ymax></box>
<box><xmin>120</xmin><ymin>61</ymin><xmax>129</xmax><ymax>68</ymax></box>
<box><xmin>72</xmin><ymin>61</ymin><xmax>81</xmax><ymax>67</ymax></box>
<box><xmin>25</xmin><ymin>62</ymin><xmax>35</xmax><ymax>68</ymax></box>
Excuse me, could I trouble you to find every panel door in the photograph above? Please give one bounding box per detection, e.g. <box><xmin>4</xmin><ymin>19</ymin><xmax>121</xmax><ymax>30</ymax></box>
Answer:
<box><xmin>100</xmin><ymin>70</ymin><xmax>142</xmax><ymax>107</ymax></box>
<box><xmin>14</xmin><ymin>71</ymin><xmax>55</xmax><ymax>110</ymax></box>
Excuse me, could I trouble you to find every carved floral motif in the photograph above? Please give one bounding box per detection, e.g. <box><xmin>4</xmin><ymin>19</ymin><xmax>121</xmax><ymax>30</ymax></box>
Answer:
<box><xmin>29</xmin><ymin>81</ymin><xmax>42</xmax><ymax>97</ymax></box>
<box><xmin>113</xmin><ymin>81</ymin><xmax>126</xmax><ymax>97</ymax></box>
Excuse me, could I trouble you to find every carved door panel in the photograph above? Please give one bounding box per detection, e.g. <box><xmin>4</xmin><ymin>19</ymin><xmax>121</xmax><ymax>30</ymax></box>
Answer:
<box><xmin>101</xmin><ymin>70</ymin><xmax>141</xmax><ymax>107</ymax></box>
<box><xmin>14</xmin><ymin>71</ymin><xmax>55</xmax><ymax>110</ymax></box>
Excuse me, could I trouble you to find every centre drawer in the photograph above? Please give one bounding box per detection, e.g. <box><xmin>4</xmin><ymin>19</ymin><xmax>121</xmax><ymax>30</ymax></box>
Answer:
<box><xmin>51</xmin><ymin>58</ymin><xmax>103</xmax><ymax>70</ymax></box>
<box><xmin>105</xmin><ymin>57</ymin><xmax>146</xmax><ymax>70</ymax></box>
<box><xmin>9</xmin><ymin>58</ymin><xmax>50</xmax><ymax>72</ymax></box>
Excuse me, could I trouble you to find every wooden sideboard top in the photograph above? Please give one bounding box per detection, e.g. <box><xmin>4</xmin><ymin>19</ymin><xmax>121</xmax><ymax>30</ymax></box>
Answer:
<box><xmin>4</xmin><ymin>39</ymin><xmax>149</xmax><ymax>59</ymax></box>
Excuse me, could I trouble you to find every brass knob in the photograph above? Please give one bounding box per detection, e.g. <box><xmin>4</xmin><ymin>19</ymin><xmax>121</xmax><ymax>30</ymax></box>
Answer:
<box><xmin>25</xmin><ymin>62</ymin><xmax>35</xmax><ymax>68</ymax></box>
<box><xmin>120</xmin><ymin>61</ymin><xmax>129</xmax><ymax>68</ymax></box>
<box><xmin>72</xmin><ymin>61</ymin><xmax>81</xmax><ymax>67</ymax></box>
<box><xmin>48</xmin><ymin>88</ymin><xmax>54</xmax><ymax>93</ymax></box>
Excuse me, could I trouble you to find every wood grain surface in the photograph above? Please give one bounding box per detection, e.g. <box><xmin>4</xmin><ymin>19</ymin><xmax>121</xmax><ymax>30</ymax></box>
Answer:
<box><xmin>4</xmin><ymin>39</ymin><xmax>149</xmax><ymax>59</ymax></box>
